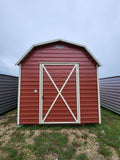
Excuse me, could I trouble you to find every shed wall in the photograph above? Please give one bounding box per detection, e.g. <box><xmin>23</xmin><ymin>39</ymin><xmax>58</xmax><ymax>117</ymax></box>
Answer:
<box><xmin>20</xmin><ymin>42</ymin><xmax>99</xmax><ymax>124</ymax></box>
<box><xmin>0</xmin><ymin>74</ymin><xmax>18</xmax><ymax>114</ymax></box>
<box><xmin>100</xmin><ymin>76</ymin><xmax>120</xmax><ymax>114</ymax></box>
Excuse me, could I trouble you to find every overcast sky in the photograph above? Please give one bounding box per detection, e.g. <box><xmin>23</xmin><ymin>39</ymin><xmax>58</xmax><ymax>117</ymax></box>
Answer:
<box><xmin>0</xmin><ymin>0</ymin><xmax>120</xmax><ymax>78</ymax></box>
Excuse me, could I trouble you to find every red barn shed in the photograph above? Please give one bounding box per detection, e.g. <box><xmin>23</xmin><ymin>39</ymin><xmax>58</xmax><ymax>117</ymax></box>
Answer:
<box><xmin>16</xmin><ymin>39</ymin><xmax>101</xmax><ymax>125</ymax></box>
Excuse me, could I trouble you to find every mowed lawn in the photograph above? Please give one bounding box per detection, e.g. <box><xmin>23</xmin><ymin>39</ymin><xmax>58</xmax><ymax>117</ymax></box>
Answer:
<box><xmin>0</xmin><ymin>108</ymin><xmax>120</xmax><ymax>160</ymax></box>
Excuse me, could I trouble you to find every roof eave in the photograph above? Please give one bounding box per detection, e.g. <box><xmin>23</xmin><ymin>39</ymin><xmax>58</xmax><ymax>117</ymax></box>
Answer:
<box><xmin>15</xmin><ymin>39</ymin><xmax>102</xmax><ymax>66</ymax></box>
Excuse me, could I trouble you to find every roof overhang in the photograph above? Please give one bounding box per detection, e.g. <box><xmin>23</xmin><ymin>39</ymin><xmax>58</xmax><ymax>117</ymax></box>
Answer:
<box><xmin>15</xmin><ymin>39</ymin><xmax>102</xmax><ymax>66</ymax></box>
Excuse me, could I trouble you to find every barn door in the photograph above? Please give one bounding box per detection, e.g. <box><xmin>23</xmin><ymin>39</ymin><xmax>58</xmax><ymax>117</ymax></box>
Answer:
<box><xmin>39</xmin><ymin>63</ymin><xmax>80</xmax><ymax>124</ymax></box>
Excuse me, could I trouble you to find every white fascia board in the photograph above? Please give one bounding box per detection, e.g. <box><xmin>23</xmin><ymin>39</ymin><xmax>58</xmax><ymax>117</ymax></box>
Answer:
<box><xmin>17</xmin><ymin>64</ymin><xmax>21</xmax><ymax>125</ymax></box>
<box><xmin>15</xmin><ymin>45</ymin><xmax>34</xmax><ymax>65</ymax></box>
<box><xmin>54</xmin><ymin>39</ymin><xmax>102</xmax><ymax>66</ymax></box>
<box><xmin>15</xmin><ymin>38</ymin><xmax>102</xmax><ymax>66</ymax></box>
<box><xmin>15</xmin><ymin>39</ymin><xmax>62</xmax><ymax>65</ymax></box>
<box><xmin>84</xmin><ymin>47</ymin><xmax>102</xmax><ymax>67</ymax></box>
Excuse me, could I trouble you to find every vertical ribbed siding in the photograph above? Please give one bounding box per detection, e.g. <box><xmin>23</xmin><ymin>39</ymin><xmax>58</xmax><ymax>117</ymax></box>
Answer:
<box><xmin>0</xmin><ymin>74</ymin><xmax>18</xmax><ymax>114</ymax></box>
<box><xmin>100</xmin><ymin>76</ymin><xmax>120</xmax><ymax>114</ymax></box>
<box><xmin>20</xmin><ymin>42</ymin><xmax>99</xmax><ymax>124</ymax></box>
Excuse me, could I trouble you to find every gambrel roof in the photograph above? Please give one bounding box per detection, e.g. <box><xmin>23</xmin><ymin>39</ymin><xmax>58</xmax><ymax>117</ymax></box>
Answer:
<box><xmin>16</xmin><ymin>39</ymin><xmax>101</xmax><ymax>66</ymax></box>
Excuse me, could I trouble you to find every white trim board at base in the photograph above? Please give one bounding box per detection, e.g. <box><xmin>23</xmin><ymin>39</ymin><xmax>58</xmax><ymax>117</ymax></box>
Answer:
<box><xmin>40</xmin><ymin>122</ymin><xmax>79</xmax><ymax>124</ymax></box>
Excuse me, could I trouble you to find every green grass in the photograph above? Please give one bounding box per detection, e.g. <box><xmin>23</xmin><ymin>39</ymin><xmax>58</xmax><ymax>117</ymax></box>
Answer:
<box><xmin>0</xmin><ymin>109</ymin><xmax>17</xmax><ymax>125</ymax></box>
<box><xmin>0</xmin><ymin>107</ymin><xmax>120</xmax><ymax>159</ymax></box>
<box><xmin>76</xmin><ymin>153</ymin><xmax>89</xmax><ymax>160</ymax></box>
<box><xmin>96</xmin><ymin>108</ymin><xmax>120</xmax><ymax>156</ymax></box>
<box><xmin>0</xmin><ymin>146</ymin><xmax>24</xmax><ymax>160</ymax></box>
<box><xmin>10</xmin><ymin>130</ymin><xmax>25</xmax><ymax>143</ymax></box>
<box><xmin>81</xmin><ymin>133</ymin><xmax>88</xmax><ymax>139</ymax></box>
<box><xmin>98</xmin><ymin>144</ymin><xmax>112</xmax><ymax>157</ymax></box>
<box><xmin>30</xmin><ymin>132</ymin><xmax>76</xmax><ymax>160</ymax></box>
<box><xmin>20</xmin><ymin>124</ymin><xmax>79</xmax><ymax>131</ymax></box>
<box><xmin>81</xmin><ymin>108</ymin><xmax>120</xmax><ymax>157</ymax></box>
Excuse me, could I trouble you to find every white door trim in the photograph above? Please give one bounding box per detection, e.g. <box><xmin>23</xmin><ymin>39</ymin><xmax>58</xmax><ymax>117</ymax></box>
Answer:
<box><xmin>39</xmin><ymin>62</ymin><xmax>80</xmax><ymax>124</ymax></box>
<box><xmin>76</xmin><ymin>64</ymin><xmax>80</xmax><ymax>123</ymax></box>
<box><xmin>42</xmin><ymin>64</ymin><xmax>77</xmax><ymax>122</ymax></box>
<box><xmin>39</xmin><ymin>63</ymin><xmax>43</xmax><ymax>124</ymax></box>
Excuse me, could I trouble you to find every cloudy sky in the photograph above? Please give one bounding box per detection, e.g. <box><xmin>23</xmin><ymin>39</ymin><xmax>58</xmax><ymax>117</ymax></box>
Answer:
<box><xmin>0</xmin><ymin>0</ymin><xmax>120</xmax><ymax>78</ymax></box>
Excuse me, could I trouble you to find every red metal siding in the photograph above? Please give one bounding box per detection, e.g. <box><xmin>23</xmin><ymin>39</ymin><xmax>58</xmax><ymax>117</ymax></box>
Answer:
<box><xmin>20</xmin><ymin>42</ymin><xmax>99</xmax><ymax>124</ymax></box>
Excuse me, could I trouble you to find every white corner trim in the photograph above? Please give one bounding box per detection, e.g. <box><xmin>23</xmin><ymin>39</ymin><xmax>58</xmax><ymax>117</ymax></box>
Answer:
<box><xmin>15</xmin><ymin>39</ymin><xmax>102</xmax><ymax>66</ymax></box>
<box><xmin>76</xmin><ymin>64</ymin><xmax>80</xmax><ymax>123</ymax></box>
<box><xmin>17</xmin><ymin>64</ymin><xmax>21</xmax><ymax>125</ymax></box>
<box><xmin>97</xmin><ymin>65</ymin><xmax>101</xmax><ymax>124</ymax></box>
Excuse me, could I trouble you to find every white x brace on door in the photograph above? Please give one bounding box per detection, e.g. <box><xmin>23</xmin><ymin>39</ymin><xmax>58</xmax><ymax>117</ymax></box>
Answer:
<box><xmin>39</xmin><ymin>62</ymin><xmax>80</xmax><ymax>124</ymax></box>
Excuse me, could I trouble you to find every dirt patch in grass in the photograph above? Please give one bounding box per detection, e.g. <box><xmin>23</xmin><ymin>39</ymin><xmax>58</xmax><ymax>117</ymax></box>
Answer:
<box><xmin>66</xmin><ymin>129</ymin><xmax>103</xmax><ymax>160</ymax></box>
<box><xmin>109</xmin><ymin>147</ymin><xmax>120</xmax><ymax>160</ymax></box>
<box><xmin>2</xmin><ymin>129</ymin><xmax>16</xmax><ymax>145</ymax></box>
<box><xmin>44</xmin><ymin>153</ymin><xmax>58</xmax><ymax>160</ymax></box>
<box><xmin>0</xmin><ymin>124</ymin><xmax>7</xmax><ymax>136</ymax></box>
<box><xmin>0</xmin><ymin>123</ymin><xmax>17</xmax><ymax>146</ymax></box>
<box><xmin>25</xmin><ymin>129</ymin><xmax>53</xmax><ymax>145</ymax></box>
<box><xmin>75</xmin><ymin>134</ymin><xmax>102</xmax><ymax>160</ymax></box>
<box><xmin>21</xmin><ymin>148</ymin><xmax>36</xmax><ymax>160</ymax></box>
